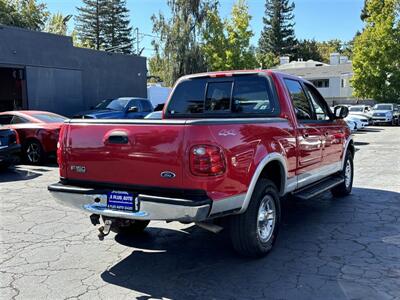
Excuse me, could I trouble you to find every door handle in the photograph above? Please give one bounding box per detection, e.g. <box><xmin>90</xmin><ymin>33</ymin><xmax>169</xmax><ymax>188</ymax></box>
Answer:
<box><xmin>106</xmin><ymin>131</ymin><xmax>129</xmax><ymax>144</ymax></box>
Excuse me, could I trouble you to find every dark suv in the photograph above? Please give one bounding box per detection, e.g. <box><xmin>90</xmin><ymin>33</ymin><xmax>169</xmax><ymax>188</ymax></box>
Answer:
<box><xmin>0</xmin><ymin>127</ymin><xmax>20</xmax><ymax>168</ymax></box>
<box><xmin>73</xmin><ymin>97</ymin><xmax>154</xmax><ymax>119</ymax></box>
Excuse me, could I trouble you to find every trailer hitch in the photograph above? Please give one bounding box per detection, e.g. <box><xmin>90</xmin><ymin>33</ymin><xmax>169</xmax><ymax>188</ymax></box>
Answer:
<box><xmin>97</xmin><ymin>219</ymin><xmax>112</xmax><ymax>241</ymax></box>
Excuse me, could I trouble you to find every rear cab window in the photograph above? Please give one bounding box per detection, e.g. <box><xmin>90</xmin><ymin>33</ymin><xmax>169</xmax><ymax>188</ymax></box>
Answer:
<box><xmin>165</xmin><ymin>74</ymin><xmax>279</xmax><ymax>118</ymax></box>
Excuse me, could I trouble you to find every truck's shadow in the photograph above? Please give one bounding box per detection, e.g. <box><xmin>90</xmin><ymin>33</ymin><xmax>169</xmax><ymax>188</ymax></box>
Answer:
<box><xmin>101</xmin><ymin>187</ymin><xmax>400</xmax><ymax>300</ymax></box>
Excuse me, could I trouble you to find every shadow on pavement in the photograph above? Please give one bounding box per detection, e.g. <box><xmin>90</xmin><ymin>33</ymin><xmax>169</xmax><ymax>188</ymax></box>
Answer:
<box><xmin>101</xmin><ymin>187</ymin><xmax>400</xmax><ymax>300</ymax></box>
<box><xmin>357</xmin><ymin>128</ymin><xmax>384</xmax><ymax>133</ymax></box>
<box><xmin>0</xmin><ymin>167</ymin><xmax>43</xmax><ymax>182</ymax></box>
<box><xmin>354</xmin><ymin>141</ymin><xmax>370</xmax><ymax>146</ymax></box>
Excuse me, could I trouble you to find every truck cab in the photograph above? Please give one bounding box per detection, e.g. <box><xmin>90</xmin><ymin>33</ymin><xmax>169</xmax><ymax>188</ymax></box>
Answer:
<box><xmin>49</xmin><ymin>70</ymin><xmax>354</xmax><ymax>257</ymax></box>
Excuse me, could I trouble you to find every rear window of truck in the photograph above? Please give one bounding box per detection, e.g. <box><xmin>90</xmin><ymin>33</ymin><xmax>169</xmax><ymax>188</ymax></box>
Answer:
<box><xmin>165</xmin><ymin>74</ymin><xmax>279</xmax><ymax>118</ymax></box>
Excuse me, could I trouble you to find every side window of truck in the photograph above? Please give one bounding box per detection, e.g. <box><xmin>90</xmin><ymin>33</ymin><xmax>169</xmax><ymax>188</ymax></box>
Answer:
<box><xmin>284</xmin><ymin>79</ymin><xmax>313</xmax><ymax>121</ymax></box>
<box><xmin>141</xmin><ymin>100</ymin><xmax>153</xmax><ymax>112</ymax></box>
<box><xmin>303</xmin><ymin>84</ymin><xmax>331</xmax><ymax>121</ymax></box>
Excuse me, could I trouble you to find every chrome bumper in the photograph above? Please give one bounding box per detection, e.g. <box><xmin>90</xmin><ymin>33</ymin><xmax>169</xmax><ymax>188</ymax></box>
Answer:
<box><xmin>48</xmin><ymin>183</ymin><xmax>211</xmax><ymax>222</ymax></box>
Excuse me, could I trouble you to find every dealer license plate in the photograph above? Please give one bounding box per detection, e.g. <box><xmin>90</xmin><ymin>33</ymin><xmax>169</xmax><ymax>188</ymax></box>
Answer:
<box><xmin>107</xmin><ymin>191</ymin><xmax>139</xmax><ymax>211</ymax></box>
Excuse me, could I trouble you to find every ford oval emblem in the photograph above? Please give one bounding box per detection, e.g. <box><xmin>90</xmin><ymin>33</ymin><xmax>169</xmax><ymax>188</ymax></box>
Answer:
<box><xmin>160</xmin><ymin>171</ymin><xmax>176</xmax><ymax>179</ymax></box>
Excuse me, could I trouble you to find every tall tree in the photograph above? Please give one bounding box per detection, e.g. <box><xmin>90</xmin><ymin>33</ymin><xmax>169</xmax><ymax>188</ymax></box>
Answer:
<box><xmin>45</xmin><ymin>12</ymin><xmax>71</xmax><ymax>35</ymax></box>
<box><xmin>75</xmin><ymin>0</ymin><xmax>107</xmax><ymax>50</ymax></box>
<box><xmin>294</xmin><ymin>39</ymin><xmax>323</xmax><ymax>61</ymax></box>
<box><xmin>202</xmin><ymin>0</ymin><xmax>256</xmax><ymax>71</ymax></box>
<box><xmin>0</xmin><ymin>0</ymin><xmax>48</xmax><ymax>30</ymax></box>
<box><xmin>316</xmin><ymin>39</ymin><xmax>342</xmax><ymax>63</ymax></box>
<box><xmin>150</xmin><ymin>0</ymin><xmax>209</xmax><ymax>85</ymax></box>
<box><xmin>352</xmin><ymin>0</ymin><xmax>400</xmax><ymax>102</ymax></box>
<box><xmin>103</xmin><ymin>0</ymin><xmax>133</xmax><ymax>53</ymax></box>
<box><xmin>258</xmin><ymin>0</ymin><xmax>296</xmax><ymax>57</ymax></box>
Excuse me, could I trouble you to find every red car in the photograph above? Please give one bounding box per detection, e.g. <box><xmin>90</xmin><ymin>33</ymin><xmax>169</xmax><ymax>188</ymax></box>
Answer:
<box><xmin>0</xmin><ymin>111</ymin><xmax>67</xmax><ymax>164</ymax></box>
<box><xmin>49</xmin><ymin>70</ymin><xmax>354</xmax><ymax>257</ymax></box>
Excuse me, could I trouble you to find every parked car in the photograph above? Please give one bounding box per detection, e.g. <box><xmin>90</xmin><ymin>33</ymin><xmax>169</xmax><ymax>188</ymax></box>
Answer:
<box><xmin>346</xmin><ymin>115</ymin><xmax>368</xmax><ymax>129</ymax></box>
<box><xmin>345</xmin><ymin>120</ymin><xmax>357</xmax><ymax>133</ymax></box>
<box><xmin>348</xmin><ymin>105</ymin><xmax>373</xmax><ymax>124</ymax></box>
<box><xmin>0</xmin><ymin>111</ymin><xmax>67</xmax><ymax>164</ymax></box>
<box><xmin>371</xmin><ymin>103</ymin><xmax>400</xmax><ymax>125</ymax></box>
<box><xmin>49</xmin><ymin>70</ymin><xmax>354</xmax><ymax>257</ymax></box>
<box><xmin>0</xmin><ymin>127</ymin><xmax>20</xmax><ymax>169</ymax></box>
<box><xmin>73</xmin><ymin>97</ymin><xmax>153</xmax><ymax>119</ymax></box>
<box><xmin>144</xmin><ymin>111</ymin><xmax>163</xmax><ymax>119</ymax></box>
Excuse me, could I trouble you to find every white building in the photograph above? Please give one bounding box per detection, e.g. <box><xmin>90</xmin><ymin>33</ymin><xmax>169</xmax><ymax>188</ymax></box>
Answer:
<box><xmin>147</xmin><ymin>83</ymin><xmax>172</xmax><ymax>107</ymax></box>
<box><xmin>276</xmin><ymin>53</ymin><xmax>354</xmax><ymax>105</ymax></box>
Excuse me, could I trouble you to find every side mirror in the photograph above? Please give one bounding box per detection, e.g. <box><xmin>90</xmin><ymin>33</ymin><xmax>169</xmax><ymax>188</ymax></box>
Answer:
<box><xmin>334</xmin><ymin>106</ymin><xmax>349</xmax><ymax>119</ymax></box>
<box><xmin>127</xmin><ymin>106</ymin><xmax>138</xmax><ymax>113</ymax></box>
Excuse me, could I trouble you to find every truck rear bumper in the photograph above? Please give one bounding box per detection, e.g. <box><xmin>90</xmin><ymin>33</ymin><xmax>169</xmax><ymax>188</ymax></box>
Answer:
<box><xmin>48</xmin><ymin>182</ymin><xmax>211</xmax><ymax>222</ymax></box>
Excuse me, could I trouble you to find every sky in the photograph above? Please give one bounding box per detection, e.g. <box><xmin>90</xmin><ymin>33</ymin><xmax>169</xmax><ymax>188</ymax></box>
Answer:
<box><xmin>45</xmin><ymin>0</ymin><xmax>365</xmax><ymax>57</ymax></box>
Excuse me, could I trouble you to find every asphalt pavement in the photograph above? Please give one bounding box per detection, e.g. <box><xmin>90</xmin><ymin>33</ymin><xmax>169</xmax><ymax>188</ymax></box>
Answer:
<box><xmin>1</xmin><ymin>126</ymin><xmax>399</xmax><ymax>300</ymax></box>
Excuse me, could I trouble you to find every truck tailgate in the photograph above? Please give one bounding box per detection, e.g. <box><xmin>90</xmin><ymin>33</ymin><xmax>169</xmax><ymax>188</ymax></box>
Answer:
<box><xmin>64</xmin><ymin>120</ymin><xmax>186</xmax><ymax>188</ymax></box>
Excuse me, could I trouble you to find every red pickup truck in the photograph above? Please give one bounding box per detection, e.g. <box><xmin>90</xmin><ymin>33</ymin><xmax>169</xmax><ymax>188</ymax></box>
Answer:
<box><xmin>49</xmin><ymin>70</ymin><xmax>354</xmax><ymax>257</ymax></box>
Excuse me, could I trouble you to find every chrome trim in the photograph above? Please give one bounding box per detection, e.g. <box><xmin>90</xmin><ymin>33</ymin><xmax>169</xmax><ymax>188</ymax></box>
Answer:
<box><xmin>239</xmin><ymin>152</ymin><xmax>288</xmax><ymax>213</ymax></box>
<box><xmin>209</xmin><ymin>193</ymin><xmax>246</xmax><ymax>216</ymax></box>
<box><xmin>49</xmin><ymin>191</ymin><xmax>210</xmax><ymax>222</ymax></box>
<box><xmin>286</xmin><ymin>176</ymin><xmax>297</xmax><ymax>193</ymax></box>
<box><xmin>297</xmin><ymin>161</ymin><xmax>342</xmax><ymax>189</ymax></box>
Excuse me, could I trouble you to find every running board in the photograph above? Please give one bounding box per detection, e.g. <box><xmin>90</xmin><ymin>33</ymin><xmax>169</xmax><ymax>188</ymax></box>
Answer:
<box><xmin>293</xmin><ymin>175</ymin><xmax>344</xmax><ymax>200</ymax></box>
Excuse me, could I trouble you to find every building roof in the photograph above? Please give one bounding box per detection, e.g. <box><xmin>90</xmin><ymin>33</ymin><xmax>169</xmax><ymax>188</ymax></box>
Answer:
<box><xmin>276</xmin><ymin>62</ymin><xmax>353</xmax><ymax>79</ymax></box>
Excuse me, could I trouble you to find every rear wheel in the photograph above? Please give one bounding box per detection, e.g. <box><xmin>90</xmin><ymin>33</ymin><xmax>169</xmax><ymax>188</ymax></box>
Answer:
<box><xmin>229</xmin><ymin>179</ymin><xmax>281</xmax><ymax>257</ymax></box>
<box><xmin>331</xmin><ymin>151</ymin><xmax>353</xmax><ymax>197</ymax></box>
<box><xmin>24</xmin><ymin>140</ymin><xmax>44</xmax><ymax>164</ymax></box>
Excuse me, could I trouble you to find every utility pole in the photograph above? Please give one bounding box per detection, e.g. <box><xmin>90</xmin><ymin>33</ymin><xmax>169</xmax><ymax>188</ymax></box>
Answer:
<box><xmin>135</xmin><ymin>27</ymin><xmax>140</xmax><ymax>55</ymax></box>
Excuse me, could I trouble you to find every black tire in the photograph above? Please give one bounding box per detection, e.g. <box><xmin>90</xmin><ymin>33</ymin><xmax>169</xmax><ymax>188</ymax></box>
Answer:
<box><xmin>229</xmin><ymin>179</ymin><xmax>281</xmax><ymax>258</ymax></box>
<box><xmin>331</xmin><ymin>151</ymin><xmax>354</xmax><ymax>197</ymax></box>
<box><xmin>24</xmin><ymin>140</ymin><xmax>44</xmax><ymax>164</ymax></box>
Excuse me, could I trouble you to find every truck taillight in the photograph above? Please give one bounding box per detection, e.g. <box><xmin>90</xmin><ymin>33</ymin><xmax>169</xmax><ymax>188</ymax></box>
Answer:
<box><xmin>57</xmin><ymin>125</ymin><xmax>66</xmax><ymax>177</ymax></box>
<box><xmin>190</xmin><ymin>145</ymin><xmax>226</xmax><ymax>176</ymax></box>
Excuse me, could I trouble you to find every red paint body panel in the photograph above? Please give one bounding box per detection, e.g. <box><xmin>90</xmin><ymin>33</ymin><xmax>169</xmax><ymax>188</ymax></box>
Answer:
<box><xmin>0</xmin><ymin>111</ymin><xmax>65</xmax><ymax>153</ymax></box>
<box><xmin>58</xmin><ymin>70</ymin><xmax>351</xmax><ymax>202</ymax></box>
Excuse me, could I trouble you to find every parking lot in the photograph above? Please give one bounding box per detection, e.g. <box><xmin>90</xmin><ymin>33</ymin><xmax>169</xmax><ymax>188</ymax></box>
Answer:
<box><xmin>1</xmin><ymin>126</ymin><xmax>399</xmax><ymax>300</ymax></box>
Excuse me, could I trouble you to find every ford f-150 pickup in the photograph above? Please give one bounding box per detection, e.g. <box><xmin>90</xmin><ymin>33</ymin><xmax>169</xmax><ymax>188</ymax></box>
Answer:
<box><xmin>48</xmin><ymin>70</ymin><xmax>354</xmax><ymax>257</ymax></box>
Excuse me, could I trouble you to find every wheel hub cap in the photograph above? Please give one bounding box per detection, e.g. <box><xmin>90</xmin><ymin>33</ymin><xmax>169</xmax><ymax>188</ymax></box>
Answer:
<box><xmin>257</xmin><ymin>195</ymin><xmax>276</xmax><ymax>243</ymax></box>
<box><xmin>344</xmin><ymin>160</ymin><xmax>352</xmax><ymax>188</ymax></box>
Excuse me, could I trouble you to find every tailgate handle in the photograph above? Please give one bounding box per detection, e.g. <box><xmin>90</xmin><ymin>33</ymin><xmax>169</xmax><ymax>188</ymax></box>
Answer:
<box><xmin>106</xmin><ymin>132</ymin><xmax>129</xmax><ymax>144</ymax></box>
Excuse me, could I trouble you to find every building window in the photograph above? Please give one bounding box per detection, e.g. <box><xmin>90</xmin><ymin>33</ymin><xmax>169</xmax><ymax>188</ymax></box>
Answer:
<box><xmin>341</xmin><ymin>79</ymin><xmax>345</xmax><ymax>88</ymax></box>
<box><xmin>311</xmin><ymin>79</ymin><xmax>329</xmax><ymax>88</ymax></box>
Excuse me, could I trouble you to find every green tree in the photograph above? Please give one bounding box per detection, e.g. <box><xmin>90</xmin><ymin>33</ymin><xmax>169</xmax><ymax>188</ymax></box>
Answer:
<box><xmin>294</xmin><ymin>39</ymin><xmax>323</xmax><ymax>61</ymax></box>
<box><xmin>258</xmin><ymin>0</ymin><xmax>296</xmax><ymax>57</ymax></box>
<box><xmin>255</xmin><ymin>51</ymin><xmax>279</xmax><ymax>68</ymax></box>
<box><xmin>225</xmin><ymin>0</ymin><xmax>256</xmax><ymax>69</ymax></box>
<box><xmin>352</xmin><ymin>0</ymin><xmax>400</xmax><ymax>102</ymax></box>
<box><xmin>150</xmin><ymin>0</ymin><xmax>209</xmax><ymax>85</ymax></box>
<box><xmin>45</xmin><ymin>12</ymin><xmax>71</xmax><ymax>35</ymax></box>
<box><xmin>316</xmin><ymin>39</ymin><xmax>342</xmax><ymax>63</ymax></box>
<box><xmin>75</xmin><ymin>0</ymin><xmax>107</xmax><ymax>50</ymax></box>
<box><xmin>202</xmin><ymin>0</ymin><xmax>256</xmax><ymax>71</ymax></box>
<box><xmin>0</xmin><ymin>0</ymin><xmax>48</xmax><ymax>30</ymax></box>
<box><xmin>103</xmin><ymin>0</ymin><xmax>133</xmax><ymax>53</ymax></box>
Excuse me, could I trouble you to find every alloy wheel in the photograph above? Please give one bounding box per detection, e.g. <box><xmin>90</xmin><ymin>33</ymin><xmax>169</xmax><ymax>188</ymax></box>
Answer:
<box><xmin>257</xmin><ymin>195</ymin><xmax>276</xmax><ymax>243</ymax></box>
